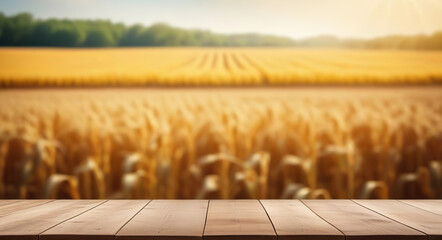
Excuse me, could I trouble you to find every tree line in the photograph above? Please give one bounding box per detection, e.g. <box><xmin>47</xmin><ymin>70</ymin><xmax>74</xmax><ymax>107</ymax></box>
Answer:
<box><xmin>0</xmin><ymin>12</ymin><xmax>441</xmax><ymax>49</ymax></box>
<box><xmin>0</xmin><ymin>12</ymin><xmax>295</xmax><ymax>47</ymax></box>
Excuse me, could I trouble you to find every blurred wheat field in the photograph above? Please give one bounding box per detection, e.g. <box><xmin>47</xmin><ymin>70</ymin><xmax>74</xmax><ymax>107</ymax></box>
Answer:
<box><xmin>1</xmin><ymin>48</ymin><xmax>442</xmax><ymax>86</ymax></box>
<box><xmin>0</xmin><ymin>87</ymin><xmax>440</xmax><ymax>199</ymax></box>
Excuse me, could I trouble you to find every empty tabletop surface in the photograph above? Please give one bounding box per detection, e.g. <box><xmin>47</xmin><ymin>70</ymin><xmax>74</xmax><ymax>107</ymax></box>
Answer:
<box><xmin>40</xmin><ymin>200</ymin><xmax>149</xmax><ymax>240</ymax></box>
<box><xmin>0</xmin><ymin>199</ymin><xmax>439</xmax><ymax>240</ymax></box>
<box><xmin>116</xmin><ymin>200</ymin><xmax>208</xmax><ymax>240</ymax></box>
<box><xmin>0</xmin><ymin>200</ymin><xmax>103</xmax><ymax>240</ymax></box>
<box><xmin>204</xmin><ymin>200</ymin><xmax>277</xmax><ymax>240</ymax></box>
<box><xmin>355</xmin><ymin>200</ymin><xmax>442</xmax><ymax>240</ymax></box>
<box><xmin>400</xmin><ymin>200</ymin><xmax>442</xmax><ymax>216</ymax></box>
<box><xmin>261</xmin><ymin>200</ymin><xmax>343</xmax><ymax>240</ymax></box>
<box><xmin>302</xmin><ymin>200</ymin><xmax>426</xmax><ymax>240</ymax></box>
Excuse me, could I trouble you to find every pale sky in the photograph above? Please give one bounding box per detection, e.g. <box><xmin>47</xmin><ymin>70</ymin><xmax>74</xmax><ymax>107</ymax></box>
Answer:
<box><xmin>1</xmin><ymin>0</ymin><xmax>442</xmax><ymax>39</ymax></box>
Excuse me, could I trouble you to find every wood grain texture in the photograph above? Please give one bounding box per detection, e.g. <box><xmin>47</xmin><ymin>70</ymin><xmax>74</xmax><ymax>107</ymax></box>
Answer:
<box><xmin>116</xmin><ymin>200</ymin><xmax>208</xmax><ymax>240</ymax></box>
<box><xmin>204</xmin><ymin>200</ymin><xmax>276</xmax><ymax>240</ymax></box>
<box><xmin>260</xmin><ymin>200</ymin><xmax>344</xmax><ymax>240</ymax></box>
<box><xmin>0</xmin><ymin>200</ymin><xmax>52</xmax><ymax>217</ymax></box>
<box><xmin>355</xmin><ymin>200</ymin><xmax>442</xmax><ymax>240</ymax></box>
<box><xmin>0</xmin><ymin>200</ymin><xmax>439</xmax><ymax>240</ymax></box>
<box><xmin>303</xmin><ymin>200</ymin><xmax>425</xmax><ymax>240</ymax></box>
<box><xmin>0</xmin><ymin>200</ymin><xmax>103</xmax><ymax>240</ymax></box>
<box><xmin>0</xmin><ymin>200</ymin><xmax>21</xmax><ymax>207</ymax></box>
<box><xmin>401</xmin><ymin>200</ymin><xmax>442</xmax><ymax>216</ymax></box>
<box><xmin>40</xmin><ymin>200</ymin><xmax>149</xmax><ymax>240</ymax></box>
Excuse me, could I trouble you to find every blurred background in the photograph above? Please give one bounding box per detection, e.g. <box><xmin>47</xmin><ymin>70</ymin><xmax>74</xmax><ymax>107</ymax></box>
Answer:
<box><xmin>0</xmin><ymin>0</ymin><xmax>441</xmax><ymax>200</ymax></box>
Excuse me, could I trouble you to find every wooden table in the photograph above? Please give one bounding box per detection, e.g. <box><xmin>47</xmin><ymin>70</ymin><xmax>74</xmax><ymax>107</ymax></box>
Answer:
<box><xmin>0</xmin><ymin>200</ymin><xmax>440</xmax><ymax>240</ymax></box>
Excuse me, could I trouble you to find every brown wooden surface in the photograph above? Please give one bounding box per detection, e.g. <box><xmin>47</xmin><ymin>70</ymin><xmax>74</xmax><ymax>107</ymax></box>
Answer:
<box><xmin>204</xmin><ymin>200</ymin><xmax>277</xmax><ymax>240</ymax></box>
<box><xmin>40</xmin><ymin>200</ymin><xmax>149</xmax><ymax>240</ymax></box>
<box><xmin>0</xmin><ymin>200</ymin><xmax>440</xmax><ymax>240</ymax></box>
<box><xmin>116</xmin><ymin>200</ymin><xmax>208</xmax><ymax>240</ymax></box>
<box><xmin>302</xmin><ymin>200</ymin><xmax>426</xmax><ymax>240</ymax></box>
<box><xmin>401</xmin><ymin>200</ymin><xmax>442</xmax><ymax>216</ymax></box>
<box><xmin>0</xmin><ymin>199</ymin><xmax>52</xmax><ymax>217</ymax></box>
<box><xmin>260</xmin><ymin>200</ymin><xmax>343</xmax><ymax>240</ymax></box>
<box><xmin>0</xmin><ymin>200</ymin><xmax>103</xmax><ymax>240</ymax></box>
<box><xmin>355</xmin><ymin>200</ymin><xmax>442</xmax><ymax>240</ymax></box>
<box><xmin>0</xmin><ymin>200</ymin><xmax>21</xmax><ymax>207</ymax></box>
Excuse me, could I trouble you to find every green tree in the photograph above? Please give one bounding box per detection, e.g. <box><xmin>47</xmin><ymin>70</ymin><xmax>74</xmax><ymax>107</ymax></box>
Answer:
<box><xmin>0</xmin><ymin>13</ymin><xmax>33</xmax><ymax>45</ymax></box>
<box><xmin>84</xmin><ymin>28</ymin><xmax>116</xmax><ymax>47</ymax></box>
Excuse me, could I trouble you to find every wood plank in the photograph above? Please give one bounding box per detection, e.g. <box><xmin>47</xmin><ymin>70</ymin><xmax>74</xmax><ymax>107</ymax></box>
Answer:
<box><xmin>260</xmin><ymin>200</ymin><xmax>344</xmax><ymax>240</ymax></box>
<box><xmin>401</xmin><ymin>200</ymin><xmax>442</xmax><ymax>216</ymax></box>
<box><xmin>0</xmin><ymin>200</ymin><xmax>103</xmax><ymax>240</ymax></box>
<box><xmin>204</xmin><ymin>200</ymin><xmax>276</xmax><ymax>240</ymax></box>
<box><xmin>303</xmin><ymin>200</ymin><xmax>425</xmax><ymax>240</ymax></box>
<box><xmin>40</xmin><ymin>200</ymin><xmax>149</xmax><ymax>240</ymax></box>
<box><xmin>116</xmin><ymin>200</ymin><xmax>208</xmax><ymax>240</ymax></box>
<box><xmin>0</xmin><ymin>200</ymin><xmax>21</xmax><ymax>207</ymax></box>
<box><xmin>0</xmin><ymin>200</ymin><xmax>52</xmax><ymax>217</ymax></box>
<box><xmin>355</xmin><ymin>200</ymin><xmax>442</xmax><ymax>240</ymax></box>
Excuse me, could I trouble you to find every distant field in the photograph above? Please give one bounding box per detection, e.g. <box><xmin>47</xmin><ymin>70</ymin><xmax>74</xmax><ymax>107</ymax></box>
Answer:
<box><xmin>1</xmin><ymin>48</ymin><xmax>442</xmax><ymax>86</ymax></box>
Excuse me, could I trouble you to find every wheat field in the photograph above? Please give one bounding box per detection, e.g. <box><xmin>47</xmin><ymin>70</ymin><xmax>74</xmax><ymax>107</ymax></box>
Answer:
<box><xmin>0</xmin><ymin>87</ymin><xmax>440</xmax><ymax>199</ymax></box>
<box><xmin>1</xmin><ymin>48</ymin><xmax>442</xmax><ymax>86</ymax></box>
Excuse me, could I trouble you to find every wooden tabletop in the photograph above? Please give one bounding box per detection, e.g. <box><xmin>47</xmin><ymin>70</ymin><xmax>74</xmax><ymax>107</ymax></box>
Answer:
<box><xmin>0</xmin><ymin>200</ymin><xmax>440</xmax><ymax>240</ymax></box>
